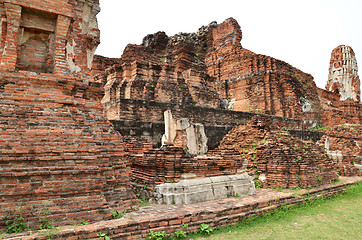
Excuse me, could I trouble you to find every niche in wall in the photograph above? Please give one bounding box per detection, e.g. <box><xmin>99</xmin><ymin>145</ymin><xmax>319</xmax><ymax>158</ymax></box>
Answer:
<box><xmin>17</xmin><ymin>8</ymin><xmax>56</xmax><ymax>73</ymax></box>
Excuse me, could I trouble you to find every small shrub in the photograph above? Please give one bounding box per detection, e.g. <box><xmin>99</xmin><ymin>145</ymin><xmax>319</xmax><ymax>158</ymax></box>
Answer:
<box><xmin>174</xmin><ymin>230</ymin><xmax>186</xmax><ymax>239</ymax></box>
<box><xmin>5</xmin><ymin>209</ymin><xmax>27</xmax><ymax>234</ymax></box>
<box><xmin>111</xmin><ymin>210</ymin><xmax>124</xmax><ymax>219</ymax></box>
<box><xmin>139</xmin><ymin>198</ymin><xmax>150</xmax><ymax>207</ymax></box>
<box><xmin>199</xmin><ymin>223</ymin><xmax>213</xmax><ymax>235</ymax></box>
<box><xmin>81</xmin><ymin>219</ymin><xmax>89</xmax><ymax>225</ymax></box>
<box><xmin>97</xmin><ymin>232</ymin><xmax>113</xmax><ymax>240</ymax></box>
<box><xmin>147</xmin><ymin>230</ymin><xmax>166</xmax><ymax>240</ymax></box>
<box><xmin>254</xmin><ymin>179</ymin><xmax>263</xmax><ymax>188</ymax></box>
<box><xmin>182</xmin><ymin>223</ymin><xmax>188</xmax><ymax>229</ymax></box>
<box><xmin>38</xmin><ymin>204</ymin><xmax>54</xmax><ymax>230</ymax></box>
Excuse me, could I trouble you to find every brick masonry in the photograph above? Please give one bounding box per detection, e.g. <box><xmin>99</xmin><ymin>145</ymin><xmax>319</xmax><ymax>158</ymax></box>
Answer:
<box><xmin>0</xmin><ymin>0</ymin><xmax>100</xmax><ymax>78</ymax></box>
<box><xmin>4</xmin><ymin>176</ymin><xmax>361</xmax><ymax>240</ymax></box>
<box><xmin>319</xmin><ymin>124</ymin><xmax>362</xmax><ymax>176</ymax></box>
<box><xmin>219</xmin><ymin>116</ymin><xmax>338</xmax><ymax>188</ymax></box>
<box><xmin>1</xmin><ymin>1</ymin><xmax>361</xmax><ymax>237</ymax></box>
<box><xmin>0</xmin><ymin>71</ymin><xmax>138</xmax><ymax>230</ymax></box>
<box><xmin>96</xmin><ymin>18</ymin><xmax>361</xmax><ymax>128</ymax></box>
<box><xmin>130</xmin><ymin>146</ymin><xmax>247</xmax><ymax>193</ymax></box>
<box><xmin>0</xmin><ymin>0</ymin><xmax>137</xmax><ymax>231</ymax></box>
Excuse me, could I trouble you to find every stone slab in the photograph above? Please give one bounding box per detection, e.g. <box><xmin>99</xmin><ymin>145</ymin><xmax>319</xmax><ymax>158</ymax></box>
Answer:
<box><xmin>153</xmin><ymin>173</ymin><xmax>255</xmax><ymax>205</ymax></box>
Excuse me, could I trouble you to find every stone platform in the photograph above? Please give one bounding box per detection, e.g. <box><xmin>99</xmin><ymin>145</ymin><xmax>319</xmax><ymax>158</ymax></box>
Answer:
<box><xmin>153</xmin><ymin>174</ymin><xmax>255</xmax><ymax>205</ymax></box>
<box><xmin>4</xmin><ymin>176</ymin><xmax>361</xmax><ymax>240</ymax></box>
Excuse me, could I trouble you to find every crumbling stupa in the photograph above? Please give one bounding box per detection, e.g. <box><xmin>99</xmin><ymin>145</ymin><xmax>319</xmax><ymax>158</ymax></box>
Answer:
<box><xmin>326</xmin><ymin>45</ymin><xmax>360</xmax><ymax>102</ymax></box>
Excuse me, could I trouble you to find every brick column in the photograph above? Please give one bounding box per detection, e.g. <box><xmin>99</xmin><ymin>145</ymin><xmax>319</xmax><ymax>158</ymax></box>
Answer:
<box><xmin>0</xmin><ymin>3</ymin><xmax>21</xmax><ymax>71</ymax></box>
<box><xmin>53</xmin><ymin>15</ymin><xmax>71</xmax><ymax>75</ymax></box>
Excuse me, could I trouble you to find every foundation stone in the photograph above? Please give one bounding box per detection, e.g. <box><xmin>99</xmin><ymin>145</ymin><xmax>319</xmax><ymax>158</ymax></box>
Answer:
<box><xmin>154</xmin><ymin>173</ymin><xmax>255</xmax><ymax>205</ymax></box>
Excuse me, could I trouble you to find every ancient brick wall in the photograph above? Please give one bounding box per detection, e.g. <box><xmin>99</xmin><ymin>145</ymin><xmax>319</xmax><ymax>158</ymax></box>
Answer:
<box><xmin>219</xmin><ymin>116</ymin><xmax>338</xmax><ymax>189</ymax></box>
<box><xmin>111</xmin><ymin>120</ymin><xmax>233</xmax><ymax>150</ymax></box>
<box><xmin>318</xmin><ymin>88</ymin><xmax>361</xmax><ymax>126</ymax></box>
<box><xmin>0</xmin><ymin>0</ymin><xmax>138</xmax><ymax>230</ymax></box>
<box><xmin>130</xmin><ymin>146</ymin><xmax>247</xmax><ymax>192</ymax></box>
<box><xmin>319</xmin><ymin>124</ymin><xmax>362</xmax><ymax>176</ymax></box>
<box><xmin>104</xmin><ymin>97</ymin><xmax>309</xmax><ymax>149</ymax></box>
<box><xmin>0</xmin><ymin>0</ymin><xmax>100</xmax><ymax>78</ymax></box>
<box><xmin>17</xmin><ymin>8</ymin><xmax>57</xmax><ymax>73</ymax></box>
<box><xmin>4</xmin><ymin>0</ymin><xmax>75</xmax><ymax>17</ymax></box>
<box><xmin>91</xmin><ymin>54</ymin><xmax>121</xmax><ymax>84</ymax></box>
<box><xmin>204</xmin><ymin>18</ymin><xmax>321</xmax><ymax>120</ymax></box>
<box><xmin>0</xmin><ymin>72</ymin><xmax>138</xmax><ymax>230</ymax></box>
<box><xmin>102</xmin><ymin>61</ymin><xmax>220</xmax><ymax>111</ymax></box>
<box><xmin>98</xmin><ymin>17</ymin><xmax>323</xmax><ymax>128</ymax></box>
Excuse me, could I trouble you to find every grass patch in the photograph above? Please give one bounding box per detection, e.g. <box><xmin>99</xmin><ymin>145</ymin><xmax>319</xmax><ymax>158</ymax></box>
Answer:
<box><xmin>193</xmin><ymin>182</ymin><xmax>362</xmax><ymax>239</ymax></box>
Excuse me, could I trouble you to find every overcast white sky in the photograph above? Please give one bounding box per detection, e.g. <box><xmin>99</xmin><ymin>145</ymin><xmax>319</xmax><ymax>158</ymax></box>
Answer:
<box><xmin>96</xmin><ymin>0</ymin><xmax>362</xmax><ymax>90</ymax></box>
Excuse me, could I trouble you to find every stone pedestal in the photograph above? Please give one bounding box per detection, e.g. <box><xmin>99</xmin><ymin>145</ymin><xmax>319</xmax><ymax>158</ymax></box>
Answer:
<box><xmin>153</xmin><ymin>173</ymin><xmax>255</xmax><ymax>205</ymax></box>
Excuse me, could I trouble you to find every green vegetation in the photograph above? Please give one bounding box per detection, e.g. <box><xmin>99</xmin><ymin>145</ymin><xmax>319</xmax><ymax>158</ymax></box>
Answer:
<box><xmin>5</xmin><ymin>208</ymin><xmax>28</xmax><ymax>234</ymax></box>
<box><xmin>37</xmin><ymin>204</ymin><xmax>54</xmax><ymax>230</ymax></box>
<box><xmin>147</xmin><ymin>230</ymin><xmax>166</xmax><ymax>240</ymax></box>
<box><xmin>193</xmin><ymin>182</ymin><xmax>362</xmax><ymax>239</ymax></box>
<box><xmin>308</xmin><ymin>122</ymin><xmax>328</xmax><ymax>131</ymax></box>
<box><xmin>111</xmin><ymin>210</ymin><xmax>124</xmax><ymax>219</ymax></box>
<box><xmin>139</xmin><ymin>198</ymin><xmax>150</xmax><ymax>207</ymax></box>
<box><xmin>173</xmin><ymin>230</ymin><xmax>186</xmax><ymax>239</ymax></box>
<box><xmin>198</xmin><ymin>224</ymin><xmax>213</xmax><ymax>235</ymax></box>
<box><xmin>81</xmin><ymin>219</ymin><xmax>89</xmax><ymax>225</ymax></box>
<box><xmin>97</xmin><ymin>232</ymin><xmax>113</xmax><ymax>240</ymax></box>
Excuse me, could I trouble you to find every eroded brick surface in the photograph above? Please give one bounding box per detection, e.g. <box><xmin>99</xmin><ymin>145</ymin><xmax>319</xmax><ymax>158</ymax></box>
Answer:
<box><xmin>326</xmin><ymin>45</ymin><xmax>360</xmax><ymax>102</ymax></box>
<box><xmin>219</xmin><ymin>116</ymin><xmax>338</xmax><ymax>188</ymax></box>
<box><xmin>319</xmin><ymin>124</ymin><xmax>362</xmax><ymax>176</ymax></box>
<box><xmin>130</xmin><ymin>146</ymin><xmax>247</xmax><ymax>193</ymax></box>
<box><xmin>100</xmin><ymin>18</ymin><xmax>321</xmax><ymax>124</ymax></box>
<box><xmin>0</xmin><ymin>0</ymin><xmax>100</xmax><ymax>77</ymax></box>
<box><xmin>0</xmin><ymin>0</ymin><xmax>137</xmax><ymax>230</ymax></box>
<box><xmin>97</xmin><ymin>18</ymin><xmax>361</xmax><ymax>129</ymax></box>
<box><xmin>0</xmin><ymin>71</ymin><xmax>138</xmax><ymax>230</ymax></box>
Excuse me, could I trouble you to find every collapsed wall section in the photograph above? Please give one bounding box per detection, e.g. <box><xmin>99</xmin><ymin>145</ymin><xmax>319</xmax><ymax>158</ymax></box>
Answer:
<box><xmin>219</xmin><ymin>116</ymin><xmax>338</xmax><ymax>189</ymax></box>
<box><xmin>319</xmin><ymin>124</ymin><xmax>362</xmax><ymax>176</ymax></box>
<box><xmin>204</xmin><ymin>18</ymin><xmax>321</xmax><ymax>120</ymax></box>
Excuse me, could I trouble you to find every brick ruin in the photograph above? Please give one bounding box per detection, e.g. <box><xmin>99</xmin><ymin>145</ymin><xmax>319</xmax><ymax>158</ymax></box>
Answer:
<box><xmin>326</xmin><ymin>45</ymin><xmax>360</xmax><ymax>102</ymax></box>
<box><xmin>94</xmin><ymin>17</ymin><xmax>361</xmax><ymax>193</ymax></box>
<box><xmin>0</xmin><ymin>0</ymin><xmax>361</xmax><ymax>235</ymax></box>
<box><xmin>100</xmin><ymin>18</ymin><xmax>322</xmax><ymax>123</ymax></box>
<box><xmin>318</xmin><ymin>45</ymin><xmax>361</xmax><ymax>126</ymax></box>
<box><xmin>219</xmin><ymin>115</ymin><xmax>338</xmax><ymax>189</ymax></box>
<box><xmin>0</xmin><ymin>0</ymin><xmax>137</xmax><ymax>230</ymax></box>
<box><xmin>97</xmin><ymin>18</ymin><xmax>361</xmax><ymax>125</ymax></box>
<box><xmin>320</xmin><ymin>124</ymin><xmax>362</xmax><ymax>176</ymax></box>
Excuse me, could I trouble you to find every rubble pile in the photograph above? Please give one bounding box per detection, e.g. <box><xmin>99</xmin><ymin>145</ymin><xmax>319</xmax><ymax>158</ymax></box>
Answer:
<box><xmin>219</xmin><ymin>116</ymin><xmax>338</xmax><ymax>188</ymax></box>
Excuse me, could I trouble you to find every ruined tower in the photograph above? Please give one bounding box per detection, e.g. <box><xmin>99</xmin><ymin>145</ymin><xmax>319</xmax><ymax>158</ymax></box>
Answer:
<box><xmin>326</xmin><ymin>45</ymin><xmax>361</xmax><ymax>102</ymax></box>
<box><xmin>0</xmin><ymin>0</ymin><xmax>137</xmax><ymax>229</ymax></box>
